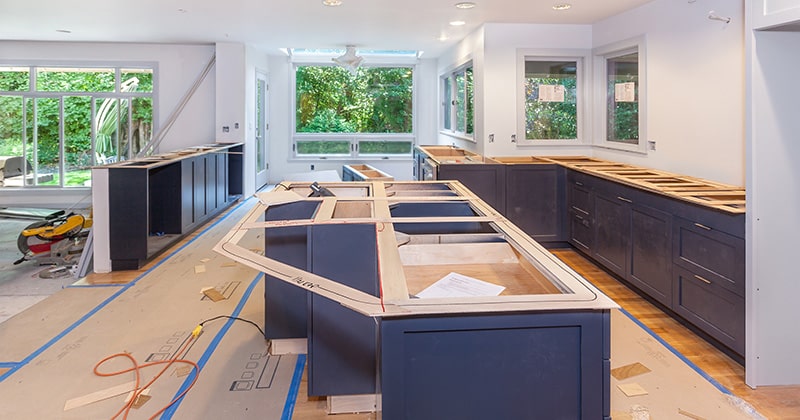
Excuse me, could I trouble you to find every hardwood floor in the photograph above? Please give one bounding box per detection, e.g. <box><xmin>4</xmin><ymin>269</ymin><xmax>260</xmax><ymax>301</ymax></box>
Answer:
<box><xmin>551</xmin><ymin>249</ymin><xmax>800</xmax><ymax>420</ymax></box>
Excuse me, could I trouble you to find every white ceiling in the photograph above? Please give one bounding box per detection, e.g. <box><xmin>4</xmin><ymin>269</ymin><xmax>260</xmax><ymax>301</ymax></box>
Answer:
<box><xmin>0</xmin><ymin>0</ymin><xmax>654</xmax><ymax>57</ymax></box>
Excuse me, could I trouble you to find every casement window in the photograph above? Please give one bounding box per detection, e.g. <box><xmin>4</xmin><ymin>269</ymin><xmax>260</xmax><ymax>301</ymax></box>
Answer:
<box><xmin>441</xmin><ymin>63</ymin><xmax>474</xmax><ymax>140</ymax></box>
<box><xmin>594</xmin><ymin>38</ymin><xmax>646</xmax><ymax>152</ymax></box>
<box><xmin>516</xmin><ymin>50</ymin><xmax>589</xmax><ymax>146</ymax></box>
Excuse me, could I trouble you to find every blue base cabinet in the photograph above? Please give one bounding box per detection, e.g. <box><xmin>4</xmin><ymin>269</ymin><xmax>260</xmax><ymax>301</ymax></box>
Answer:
<box><xmin>380</xmin><ymin>310</ymin><xmax>611</xmax><ymax>420</ymax></box>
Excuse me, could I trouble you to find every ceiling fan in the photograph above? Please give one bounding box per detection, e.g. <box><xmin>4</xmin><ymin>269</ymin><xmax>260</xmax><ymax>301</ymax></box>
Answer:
<box><xmin>332</xmin><ymin>45</ymin><xmax>363</xmax><ymax>75</ymax></box>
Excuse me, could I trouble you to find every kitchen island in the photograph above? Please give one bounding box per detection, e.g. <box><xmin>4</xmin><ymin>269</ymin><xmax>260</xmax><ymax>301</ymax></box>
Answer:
<box><xmin>215</xmin><ymin>180</ymin><xmax>618</xmax><ymax>419</ymax></box>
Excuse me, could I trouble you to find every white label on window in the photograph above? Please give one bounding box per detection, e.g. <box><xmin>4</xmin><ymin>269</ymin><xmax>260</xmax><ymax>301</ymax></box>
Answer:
<box><xmin>615</xmin><ymin>82</ymin><xmax>636</xmax><ymax>102</ymax></box>
<box><xmin>538</xmin><ymin>84</ymin><xmax>565</xmax><ymax>103</ymax></box>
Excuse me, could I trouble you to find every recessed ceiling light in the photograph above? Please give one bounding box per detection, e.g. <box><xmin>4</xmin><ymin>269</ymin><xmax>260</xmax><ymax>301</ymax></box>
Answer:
<box><xmin>56</xmin><ymin>29</ymin><xmax>72</xmax><ymax>34</ymax></box>
<box><xmin>438</xmin><ymin>35</ymin><xmax>449</xmax><ymax>41</ymax></box>
<box><xmin>455</xmin><ymin>2</ymin><xmax>476</xmax><ymax>9</ymax></box>
<box><xmin>552</xmin><ymin>3</ymin><xmax>572</xmax><ymax>10</ymax></box>
<box><xmin>322</xmin><ymin>0</ymin><xmax>342</xmax><ymax>6</ymax></box>
<box><xmin>449</xmin><ymin>20</ymin><xmax>466</xmax><ymax>26</ymax></box>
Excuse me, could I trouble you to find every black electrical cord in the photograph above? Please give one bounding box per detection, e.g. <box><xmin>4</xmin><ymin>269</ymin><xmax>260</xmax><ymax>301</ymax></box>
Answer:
<box><xmin>199</xmin><ymin>315</ymin><xmax>265</xmax><ymax>337</ymax></box>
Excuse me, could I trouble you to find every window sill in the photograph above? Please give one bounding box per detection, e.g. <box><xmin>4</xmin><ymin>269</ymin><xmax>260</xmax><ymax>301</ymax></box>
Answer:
<box><xmin>289</xmin><ymin>156</ymin><xmax>413</xmax><ymax>162</ymax></box>
<box><xmin>439</xmin><ymin>131</ymin><xmax>476</xmax><ymax>143</ymax></box>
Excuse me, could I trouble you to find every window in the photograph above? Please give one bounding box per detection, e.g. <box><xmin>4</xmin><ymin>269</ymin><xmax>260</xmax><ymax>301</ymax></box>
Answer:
<box><xmin>0</xmin><ymin>65</ymin><xmax>154</xmax><ymax>188</ymax></box>
<box><xmin>594</xmin><ymin>38</ymin><xmax>646</xmax><ymax>152</ymax></box>
<box><xmin>292</xmin><ymin>62</ymin><xmax>415</xmax><ymax>159</ymax></box>
<box><xmin>606</xmin><ymin>53</ymin><xmax>639</xmax><ymax>144</ymax></box>
<box><xmin>516</xmin><ymin>51</ymin><xmax>588</xmax><ymax>146</ymax></box>
<box><xmin>440</xmin><ymin>63</ymin><xmax>474</xmax><ymax>140</ymax></box>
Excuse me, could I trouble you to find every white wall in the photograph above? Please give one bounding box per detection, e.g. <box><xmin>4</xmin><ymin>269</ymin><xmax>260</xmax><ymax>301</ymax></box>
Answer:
<box><xmin>592</xmin><ymin>0</ymin><xmax>745</xmax><ymax>186</ymax></box>
<box><xmin>265</xmin><ymin>55</ymin><xmax>439</xmax><ymax>183</ymax></box>
<box><xmin>436</xmin><ymin>27</ymin><xmax>485</xmax><ymax>154</ymax></box>
<box><xmin>0</xmin><ymin>41</ymin><xmax>216</xmax><ymax>208</ymax></box>
<box><xmin>747</xmin><ymin>28</ymin><xmax>800</xmax><ymax>386</ymax></box>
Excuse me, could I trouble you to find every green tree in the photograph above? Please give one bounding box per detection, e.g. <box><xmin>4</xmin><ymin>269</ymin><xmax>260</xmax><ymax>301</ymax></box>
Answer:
<box><xmin>295</xmin><ymin>66</ymin><xmax>413</xmax><ymax>134</ymax></box>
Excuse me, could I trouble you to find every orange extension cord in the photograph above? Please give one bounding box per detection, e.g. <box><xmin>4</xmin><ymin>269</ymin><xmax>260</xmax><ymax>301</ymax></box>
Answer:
<box><xmin>92</xmin><ymin>326</ymin><xmax>202</xmax><ymax>420</ymax></box>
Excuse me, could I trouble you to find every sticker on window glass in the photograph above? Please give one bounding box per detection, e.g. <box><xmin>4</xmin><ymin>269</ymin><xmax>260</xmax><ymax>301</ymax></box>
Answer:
<box><xmin>538</xmin><ymin>84</ymin><xmax>565</xmax><ymax>103</ymax></box>
<box><xmin>614</xmin><ymin>82</ymin><xmax>636</xmax><ymax>102</ymax></box>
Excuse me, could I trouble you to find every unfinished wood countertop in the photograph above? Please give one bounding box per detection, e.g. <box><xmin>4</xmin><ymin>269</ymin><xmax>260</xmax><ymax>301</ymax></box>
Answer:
<box><xmin>95</xmin><ymin>143</ymin><xmax>241</xmax><ymax>170</ymax></box>
<box><xmin>537</xmin><ymin>156</ymin><xmax>745</xmax><ymax>214</ymax></box>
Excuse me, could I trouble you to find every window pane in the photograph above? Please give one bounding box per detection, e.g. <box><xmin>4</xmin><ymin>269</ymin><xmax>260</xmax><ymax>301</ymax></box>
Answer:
<box><xmin>34</xmin><ymin>98</ymin><xmax>60</xmax><ymax>187</ymax></box>
<box><xmin>121</xmin><ymin>69</ymin><xmax>154</xmax><ymax>93</ymax></box>
<box><xmin>95</xmin><ymin>97</ymin><xmax>119</xmax><ymax>164</ymax></box>
<box><xmin>606</xmin><ymin>53</ymin><xmax>639</xmax><ymax>144</ymax></box>
<box><xmin>466</xmin><ymin>67</ymin><xmax>474</xmax><ymax>135</ymax></box>
<box><xmin>296</xmin><ymin>140</ymin><xmax>351</xmax><ymax>156</ymax></box>
<box><xmin>359</xmin><ymin>141</ymin><xmax>413</xmax><ymax>155</ymax></box>
<box><xmin>455</xmin><ymin>71</ymin><xmax>466</xmax><ymax>133</ymax></box>
<box><xmin>119</xmin><ymin>99</ymin><xmax>131</xmax><ymax>159</ymax></box>
<box><xmin>443</xmin><ymin>77</ymin><xmax>452</xmax><ymax>130</ymax></box>
<box><xmin>296</xmin><ymin>66</ymin><xmax>413</xmax><ymax>134</ymax></box>
<box><xmin>256</xmin><ymin>79</ymin><xmax>266</xmax><ymax>172</ymax></box>
<box><xmin>64</xmin><ymin>96</ymin><xmax>92</xmax><ymax>187</ymax></box>
<box><xmin>524</xmin><ymin>60</ymin><xmax>577</xmax><ymax>140</ymax></box>
<box><xmin>130</xmin><ymin>97</ymin><xmax>153</xmax><ymax>157</ymax></box>
<box><xmin>0</xmin><ymin>96</ymin><xmax>24</xmax><ymax>155</ymax></box>
<box><xmin>0</xmin><ymin>67</ymin><xmax>29</xmax><ymax>91</ymax></box>
<box><xmin>36</xmin><ymin>67</ymin><xmax>115</xmax><ymax>92</ymax></box>
<box><xmin>0</xmin><ymin>96</ymin><xmax>24</xmax><ymax>187</ymax></box>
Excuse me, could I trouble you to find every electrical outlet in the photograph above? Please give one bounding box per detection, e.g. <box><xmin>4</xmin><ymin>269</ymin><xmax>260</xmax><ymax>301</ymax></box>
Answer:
<box><xmin>511</xmin><ymin>134</ymin><xmax>517</xmax><ymax>143</ymax></box>
<box><xmin>310</xmin><ymin>164</ymin><xmax>315</xmax><ymax>170</ymax></box>
<box><xmin>648</xmin><ymin>140</ymin><xmax>656</xmax><ymax>151</ymax></box>
<box><xmin>489</xmin><ymin>134</ymin><xmax>494</xmax><ymax>143</ymax></box>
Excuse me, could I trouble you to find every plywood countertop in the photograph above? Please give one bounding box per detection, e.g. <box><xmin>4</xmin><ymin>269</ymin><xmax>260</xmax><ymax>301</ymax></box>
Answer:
<box><xmin>536</xmin><ymin>156</ymin><xmax>745</xmax><ymax>214</ymax></box>
<box><xmin>419</xmin><ymin>147</ymin><xmax>746</xmax><ymax>214</ymax></box>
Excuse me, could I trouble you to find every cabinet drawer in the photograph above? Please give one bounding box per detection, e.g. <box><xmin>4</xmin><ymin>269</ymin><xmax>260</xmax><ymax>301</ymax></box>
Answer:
<box><xmin>673</xmin><ymin>217</ymin><xmax>745</xmax><ymax>297</ymax></box>
<box><xmin>569</xmin><ymin>210</ymin><xmax>593</xmax><ymax>254</ymax></box>
<box><xmin>568</xmin><ymin>181</ymin><xmax>592</xmax><ymax>214</ymax></box>
<box><xmin>673</xmin><ymin>265</ymin><xmax>744</xmax><ymax>355</ymax></box>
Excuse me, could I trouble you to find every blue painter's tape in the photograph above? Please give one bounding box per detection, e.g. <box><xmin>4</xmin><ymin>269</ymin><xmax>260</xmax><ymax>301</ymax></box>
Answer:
<box><xmin>67</xmin><ymin>283</ymin><xmax>126</xmax><ymax>289</ymax></box>
<box><xmin>0</xmin><ymin>362</ymin><xmax>19</xmax><ymax>368</ymax></box>
<box><xmin>161</xmin><ymin>272</ymin><xmax>264</xmax><ymax>419</ymax></box>
<box><xmin>0</xmin><ymin>198</ymin><xmax>252</xmax><ymax>383</ymax></box>
<box><xmin>281</xmin><ymin>354</ymin><xmax>307</xmax><ymax>420</ymax></box>
<box><xmin>617</xmin><ymin>307</ymin><xmax>732</xmax><ymax>395</ymax></box>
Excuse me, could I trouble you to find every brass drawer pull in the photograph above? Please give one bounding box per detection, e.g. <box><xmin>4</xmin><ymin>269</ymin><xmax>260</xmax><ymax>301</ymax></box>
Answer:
<box><xmin>617</xmin><ymin>196</ymin><xmax>632</xmax><ymax>203</ymax></box>
<box><xmin>694</xmin><ymin>223</ymin><xmax>712</xmax><ymax>231</ymax></box>
<box><xmin>694</xmin><ymin>274</ymin><xmax>712</xmax><ymax>285</ymax></box>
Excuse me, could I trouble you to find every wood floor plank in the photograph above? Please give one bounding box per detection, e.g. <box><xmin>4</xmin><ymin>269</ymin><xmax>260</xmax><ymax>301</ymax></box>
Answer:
<box><xmin>551</xmin><ymin>249</ymin><xmax>800</xmax><ymax>420</ymax></box>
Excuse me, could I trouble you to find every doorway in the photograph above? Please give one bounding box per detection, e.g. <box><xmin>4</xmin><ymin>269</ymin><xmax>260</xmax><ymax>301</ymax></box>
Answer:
<box><xmin>255</xmin><ymin>71</ymin><xmax>269</xmax><ymax>190</ymax></box>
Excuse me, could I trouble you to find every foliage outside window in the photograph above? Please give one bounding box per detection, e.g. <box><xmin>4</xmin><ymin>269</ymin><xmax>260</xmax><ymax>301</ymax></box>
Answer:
<box><xmin>441</xmin><ymin>64</ymin><xmax>473</xmax><ymax>139</ymax></box>
<box><xmin>294</xmin><ymin>65</ymin><xmax>414</xmax><ymax>158</ymax></box>
<box><xmin>606</xmin><ymin>52</ymin><xmax>639</xmax><ymax>144</ymax></box>
<box><xmin>0</xmin><ymin>66</ymin><xmax>154</xmax><ymax>188</ymax></box>
<box><xmin>523</xmin><ymin>60</ymin><xmax>578</xmax><ymax>140</ymax></box>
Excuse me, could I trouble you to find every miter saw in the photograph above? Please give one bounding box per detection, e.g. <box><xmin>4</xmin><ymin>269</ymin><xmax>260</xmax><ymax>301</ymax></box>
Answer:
<box><xmin>14</xmin><ymin>211</ymin><xmax>91</xmax><ymax>267</ymax></box>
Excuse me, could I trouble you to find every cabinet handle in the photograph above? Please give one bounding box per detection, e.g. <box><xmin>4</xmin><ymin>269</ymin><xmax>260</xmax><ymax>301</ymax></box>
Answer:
<box><xmin>575</xmin><ymin>181</ymin><xmax>584</xmax><ymax>186</ymax></box>
<box><xmin>617</xmin><ymin>196</ymin><xmax>632</xmax><ymax>203</ymax></box>
<box><xmin>694</xmin><ymin>223</ymin><xmax>712</xmax><ymax>231</ymax></box>
<box><xmin>694</xmin><ymin>274</ymin><xmax>712</xmax><ymax>285</ymax></box>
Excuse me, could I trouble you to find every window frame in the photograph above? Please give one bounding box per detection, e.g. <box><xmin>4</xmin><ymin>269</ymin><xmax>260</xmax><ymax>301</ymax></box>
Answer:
<box><xmin>439</xmin><ymin>61</ymin><xmax>474</xmax><ymax>142</ymax></box>
<box><xmin>290</xmin><ymin>58</ymin><xmax>417</xmax><ymax>161</ymax></box>
<box><xmin>0</xmin><ymin>61</ymin><xmax>157</xmax><ymax>189</ymax></box>
<box><xmin>593</xmin><ymin>37</ymin><xmax>647</xmax><ymax>154</ymax></box>
<box><xmin>516</xmin><ymin>49</ymin><xmax>590</xmax><ymax>147</ymax></box>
